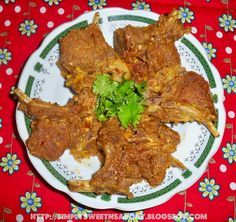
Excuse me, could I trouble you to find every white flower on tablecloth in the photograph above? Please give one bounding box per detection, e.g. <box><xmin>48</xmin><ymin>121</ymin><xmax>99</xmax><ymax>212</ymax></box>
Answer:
<box><xmin>19</xmin><ymin>20</ymin><xmax>38</xmax><ymax>37</ymax></box>
<box><xmin>174</xmin><ymin>211</ymin><xmax>194</xmax><ymax>222</ymax></box>
<box><xmin>0</xmin><ymin>48</ymin><xmax>12</xmax><ymax>65</ymax></box>
<box><xmin>222</xmin><ymin>75</ymin><xmax>236</xmax><ymax>94</ymax></box>
<box><xmin>219</xmin><ymin>14</ymin><xmax>236</xmax><ymax>32</ymax></box>
<box><xmin>0</xmin><ymin>153</ymin><xmax>21</xmax><ymax>175</ymax></box>
<box><xmin>132</xmin><ymin>1</ymin><xmax>151</xmax><ymax>11</ymax></box>
<box><xmin>71</xmin><ymin>203</ymin><xmax>93</xmax><ymax>219</ymax></box>
<box><xmin>4</xmin><ymin>0</ymin><xmax>15</xmax><ymax>4</ymax></box>
<box><xmin>20</xmin><ymin>192</ymin><xmax>42</xmax><ymax>213</ymax></box>
<box><xmin>44</xmin><ymin>0</ymin><xmax>62</xmax><ymax>6</ymax></box>
<box><xmin>178</xmin><ymin>7</ymin><xmax>194</xmax><ymax>24</ymax></box>
<box><xmin>199</xmin><ymin>178</ymin><xmax>220</xmax><ymax>200</ymax></box>
<box><xmin>88</xmin><ymin>0</ymin><xmax>107</xmax><ymax>10</ymax></box>
<box><xmin>222</xmin><ymin>143</ymin><xmax>236</xmax><ymax>163</ymax></box>
<box><xmin>122</xmin><ymin>211</ymin><xmax>144</xmax><ymax>222</ymax></box>
<box><xmin>202</xmin><ymin>42</ymin><xmax>217</xmax><ymax>60</ymax></box>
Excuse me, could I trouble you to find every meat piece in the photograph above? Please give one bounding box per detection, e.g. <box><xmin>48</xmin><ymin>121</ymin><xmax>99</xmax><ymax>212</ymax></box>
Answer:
<box><xmin>58</xmin><ymin>23</ymin><xmax>130</xmax><ymax>93</ymax></box>
<box><xmin>14</xmin><ymin>88</ymin><xmax>102</xmax><ymax>161</ymax></box>
<box><xmin>147</xmin><ymin>65</ymin><xmax>186</xmax><ymax>93</ymax></box>
<box><xmin>114</xmin><ymin>10</ymin><xmax>218</xmax><ymax>137</ymax></box>
<box><xmin>145</xmin><ymin>71</ymin><xmax>219</xmax><ymax>137</ymax></box>
<box><xmin>114</xmin><ymin>10</ymin><xmax>190</xmax><ymax>88</ymax></box>
<box><xmin>68</xmin><ymin>116</ymin><xmax>183</xmax><ymax>197</ymax></box>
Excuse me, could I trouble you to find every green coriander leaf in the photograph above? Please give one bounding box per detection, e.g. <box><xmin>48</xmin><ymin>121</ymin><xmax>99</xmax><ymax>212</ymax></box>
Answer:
<box><xmin>97</xmin><ymin>114</ymin><xmax>107</xmax><ymax>121</ymax></box>
<box><xmin>93</xmin><ymin>74</ymin><xmax>119</xmax><ymax>97</ymax></box>
<box><xmin>117</xmin><ymin>80</ymin><xmax>134</xmax><ymax>96</ymax></box>
<box><xmin>118</xmin><ymin>94</ymin><xmax>144</xmax><ymax>128</ymax></box>
<box><xmin>93</xmin><ymin>74</ymin><xmax>146</xmax><ymax>127</ymax></box>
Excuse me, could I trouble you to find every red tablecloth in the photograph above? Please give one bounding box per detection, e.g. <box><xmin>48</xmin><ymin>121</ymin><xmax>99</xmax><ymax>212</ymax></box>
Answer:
<box><xmin>0</xmin><ymin>0</ymin><xmax>236</xmax><ymax>221</ymax></box>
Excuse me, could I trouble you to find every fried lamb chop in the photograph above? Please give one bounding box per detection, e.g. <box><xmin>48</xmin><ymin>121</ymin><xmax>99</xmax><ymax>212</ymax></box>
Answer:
<box><xmin>58</xmin><ymin>15</ymin><xmax>130</xmax><ymax>93</ymax></box>
<box><xmin>114</xmin><ymin>10</ymin><xmax>218</xmax><ymax>136</ymax></box>
<box><xmin>14</xmin><ymin>87</ymin><xmax>102</xmax><ymax>161</ymax></box>
<box><xmin>69</xmin><ymin>115</ymin><xmax>184</xmax><ymax>197</ymax></box>
<box><xmin>146</xmin><ymin>71</ymin><xmax>219</xmax><ymax>137</ymax></box>
<box><xmin>114</xmin><ymin>9</ymin><xmax>190</xmax><ymax>90</ymax></box>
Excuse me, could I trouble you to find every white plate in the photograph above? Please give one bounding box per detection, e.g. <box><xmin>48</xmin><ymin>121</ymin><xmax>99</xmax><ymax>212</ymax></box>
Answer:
<box><xmin>15</xmin><ymin>8</ymin><xmax>226</xmax><ymax>211</ymax></box>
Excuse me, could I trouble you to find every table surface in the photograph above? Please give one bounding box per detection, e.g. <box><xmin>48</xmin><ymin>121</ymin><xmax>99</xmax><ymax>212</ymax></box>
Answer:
<box><xmin>0</xmin><ymin>0</ymin><xmax>236</xmax><ymax>222</ymax></box>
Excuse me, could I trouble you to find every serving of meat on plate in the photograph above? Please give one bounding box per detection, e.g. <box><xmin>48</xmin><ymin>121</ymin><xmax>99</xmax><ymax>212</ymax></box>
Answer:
<box><xmin>114</xmin><ymin>10</ymin><xmax>218</xmax><ymax>137</ymax></box>
<box><xmin>58</xmin><ymin>13</ymin><xmax>130</xmax><ymax>93</ymax></box>
<box><xmin>14</xmin><ymin>8</ymin><xmax>225</xmax><ymax>210</ymax></box>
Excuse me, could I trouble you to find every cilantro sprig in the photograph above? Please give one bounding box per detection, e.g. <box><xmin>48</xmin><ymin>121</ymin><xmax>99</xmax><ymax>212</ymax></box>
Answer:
<box><xmin>93</xmin><ymin>74</ymin><xmax>146</xmax><ymax>128</ymax></box>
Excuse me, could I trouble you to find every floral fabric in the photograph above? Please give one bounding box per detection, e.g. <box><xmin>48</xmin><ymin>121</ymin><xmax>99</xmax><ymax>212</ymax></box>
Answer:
<box><xmin>0</xmin><ymin>0</ymin><xmax>235</xmax><ymax>221</ymax></box>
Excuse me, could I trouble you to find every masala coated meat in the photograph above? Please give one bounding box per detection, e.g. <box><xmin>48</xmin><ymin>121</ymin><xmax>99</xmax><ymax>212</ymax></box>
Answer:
<box><xmin>114</xmin><ymin>10</ymin><xmax>218</xmax><ymax>136</ymax></box>
<box><xmin>14</xmin><ymin>88</ymin><xmax>102</xmax><ymax>161</ymax></box>
<box><xmin>58</xmin><ymin>23</ymin><xmax>130</xmax><ymax>93</ymax></box>
<box><xmin>68</xmin><ymin>116</ymin><xmax>183</xmax><ymax>197</ymax></box>
<box><xmin>145</xmin><ymin>71</ymin><xmax>219</xmax><ymax>137</ymax></box>
<box><xmin>114</xmin><ymin>10</ymin><xmax>190</xmax><ymax>89</ymax></box>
